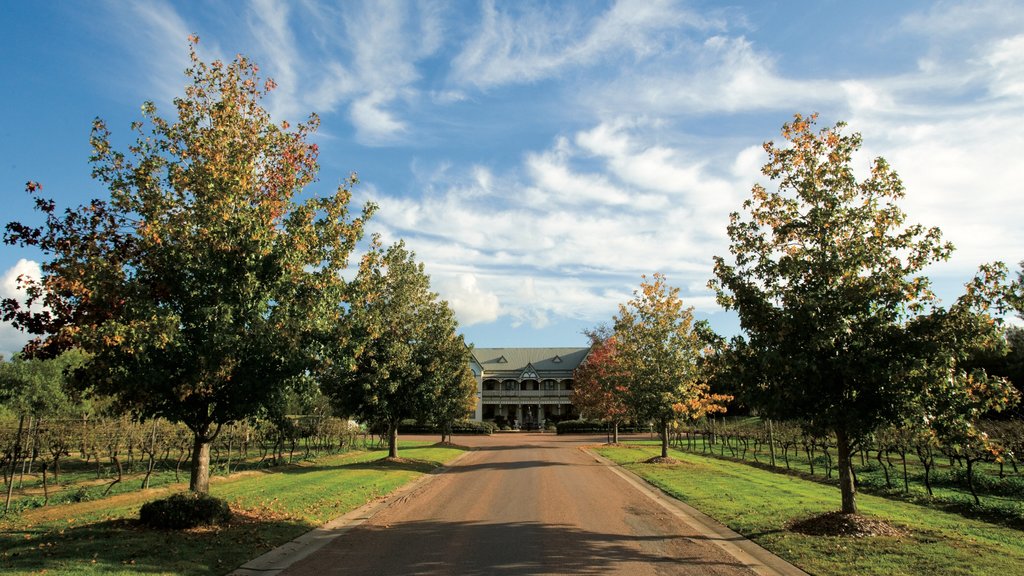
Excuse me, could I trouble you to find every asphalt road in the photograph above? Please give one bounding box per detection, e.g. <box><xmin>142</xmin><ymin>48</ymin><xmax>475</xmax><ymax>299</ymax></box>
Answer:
<box><xmin>278</xmin><ymin>433</ymin><xmax>768</xmax><ymax>576</ymax></box>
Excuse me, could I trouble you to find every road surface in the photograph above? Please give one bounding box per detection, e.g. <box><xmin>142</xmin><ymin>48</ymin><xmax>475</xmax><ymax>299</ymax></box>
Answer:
<box><xmin>277</xmin><ymin>433</ymin><xmax>779</xmax><ymax>576</ymax></box>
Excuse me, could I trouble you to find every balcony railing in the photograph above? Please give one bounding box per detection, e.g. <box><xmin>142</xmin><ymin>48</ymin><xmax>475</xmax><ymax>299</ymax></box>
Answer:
<box><xmin>481</xmin><ymin>389</ymin><xmax>571</xmax><ymax>398</ymax></box>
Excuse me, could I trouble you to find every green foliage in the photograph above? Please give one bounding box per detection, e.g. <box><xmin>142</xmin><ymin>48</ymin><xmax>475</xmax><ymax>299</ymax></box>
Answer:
<box><xmin>138</xmin><ymin>492</ymin><xmax>231</xmax><ymax>529</ymax></box>
<box><xmin>711</xmin><ymin>114</ymin><xmax>952</xmax><ymax>438</ymax></box>
<box><xmin>556</xmin><ymin>419</ymin><xmax>608</xmax><ymax>434</ymax></box>
<box><xmin>612</xmin><ymin>273</ymin><xmax>725</xmax><ymax>457</ymax></box>
<box><xmin>708</xmin><ymin>113</ymin><xmax>1014</xmax><ymax>513</ymax></box>
<box><xmin>3</xmin><ymin>38</ymin><xmax>373</xmax><ymax>494</ymax></box>
<box><xmin>323</xmin><ymin>237</ymin><xmax>471</xmax><ymax>458</ymax></box>
<box><xmin>0</xmin><ymin>350</ymin><xmax>88</xmax><ymax>417</ymax></box>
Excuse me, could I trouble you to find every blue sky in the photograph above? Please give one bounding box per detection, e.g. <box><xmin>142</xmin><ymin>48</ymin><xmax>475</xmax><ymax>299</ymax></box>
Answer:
<box><xmin>2</xmin><ymin>0</ymin><xmax>1023</xmax><ymax>357</ymax></box>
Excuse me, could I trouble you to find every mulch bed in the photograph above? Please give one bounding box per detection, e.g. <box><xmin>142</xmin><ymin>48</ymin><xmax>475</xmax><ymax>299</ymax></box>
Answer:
<box><xmin>788</xmin><ymin>511</ymin><xmax>907</xmax><ymax>538</ymax></box>
<box><xmin>645</xmin><ymin>456</ymin><xmax>680</xmax><ymax>465</ymax></box>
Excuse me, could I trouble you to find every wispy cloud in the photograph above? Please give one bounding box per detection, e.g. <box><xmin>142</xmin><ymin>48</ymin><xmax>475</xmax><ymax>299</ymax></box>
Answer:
<box><xmin>451</xmin><ymin>0</ymin><xmax>718</xmax><ymax>88</ymax></box>
<box><xmin>366</xmin><ymin>117</ymin><xmax>754</xmax><ymax>329</ymax></box>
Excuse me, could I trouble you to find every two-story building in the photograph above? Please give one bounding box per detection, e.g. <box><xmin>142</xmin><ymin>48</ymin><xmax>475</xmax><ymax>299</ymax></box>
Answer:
<box><xmin>470</xmin><ymin>347</ymin><xmax>590</xmax><ymax>428</ymax></box>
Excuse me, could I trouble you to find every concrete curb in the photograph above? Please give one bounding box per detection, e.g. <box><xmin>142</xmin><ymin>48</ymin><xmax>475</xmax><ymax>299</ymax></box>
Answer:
<box><xmin>585</xmin><ymin>448</ymin><xmax>810</xmax><ymax>576</ymax></box>
<box><xmin>228</xmin><ymin>449</ymin><xmax>475</xmax><ymax>576</ymax></box>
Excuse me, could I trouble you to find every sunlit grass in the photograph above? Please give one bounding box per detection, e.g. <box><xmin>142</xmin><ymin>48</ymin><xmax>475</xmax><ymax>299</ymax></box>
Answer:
<box><xmin>0</xmin><ymin>442</ymin><xmax>466</xmax><ymax>575</ymax></box>
<box><xmin>596</xmin><ymin>444</ymin><xmax>1024</xmax><ymax>576</ymax></box>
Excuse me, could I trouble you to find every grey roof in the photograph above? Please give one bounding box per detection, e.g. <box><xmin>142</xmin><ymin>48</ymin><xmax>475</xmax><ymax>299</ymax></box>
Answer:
<box><xmin>472</xmin><ymin>347</ymin><xmax>591</xmax><ymax>377</ymax></box>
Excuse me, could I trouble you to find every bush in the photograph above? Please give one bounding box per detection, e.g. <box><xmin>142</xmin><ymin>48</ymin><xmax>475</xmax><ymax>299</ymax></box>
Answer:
<box><xmin>70</xmin><ymin>487</ymin><xmax>93</xmax><ymax>503</ymax></box>
<box><xmin>556</xmin><ymin>419</ymin><xmax>606</xmax><ymax>434</ymax></box>
<box><xmin>449</xmin><ymin>419</ymin><xmax>494</xmax><ymax>435</ymax></box>
<box><xmin>139</xmin><ymin>492</ymin><xmax>231</xmax><ymax>529</ymax></box>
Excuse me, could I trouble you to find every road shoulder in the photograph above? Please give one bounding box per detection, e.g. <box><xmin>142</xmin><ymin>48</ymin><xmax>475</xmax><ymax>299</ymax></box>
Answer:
<box><xmin>584</xmin><ymin>447</ymin><xmax>809</xmax><ymax>576</ymax></box>
<box><xmin>228</xmin><ymin>449</ymin><xmax>474</xmax><ymax>576</ymax></box>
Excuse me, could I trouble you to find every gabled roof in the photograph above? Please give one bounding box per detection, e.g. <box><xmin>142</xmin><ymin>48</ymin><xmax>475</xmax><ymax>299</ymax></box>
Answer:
<box><xmin>472</xmin><ymin>347</ymin><xmax>591</xmax><ymax>375</ymax></box>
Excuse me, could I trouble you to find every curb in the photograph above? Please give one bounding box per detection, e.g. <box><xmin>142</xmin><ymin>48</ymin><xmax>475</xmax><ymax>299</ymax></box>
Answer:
<box><xmin>585</xmin><ymin>448</ymin><xmax>810</xmax><ymax>576</ymax></box>
<box><xmin>228</xmin><ymin>449</ymin><xmax>474</xmax><ymax>576</ymax></box>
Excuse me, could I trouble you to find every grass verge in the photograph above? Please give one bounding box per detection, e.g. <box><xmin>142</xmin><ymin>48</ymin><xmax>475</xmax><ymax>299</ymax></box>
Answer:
<box><xmin>0</xmin><ymin>441</ymin><xmax>466</xmax><ymax>575</ymax></box>
<box><xmin>595</xmin><ymin>443</ymin><xmax>1024</xmax><ymax>576</ymax></box>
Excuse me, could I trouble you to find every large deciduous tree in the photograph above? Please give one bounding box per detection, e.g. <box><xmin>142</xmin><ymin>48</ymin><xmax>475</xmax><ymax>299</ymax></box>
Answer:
<box><xmin>614</xmin><ymin>273</ymin><xmax>723</xmax><ymax>459</ymax></box>
<box><xmin>710</xmin><ymin>114</ymin><xmax>958</xmax><ymax>514</ymax></box>
<box><xmin>572</xmin><ymin>331</ymin><xmax>629</xmax><ymax>443</ymax></box>
<box><xmin>324</xmin><ymin>237</ymin><xmax>471</xmax><ymax>459</ymax></box>
<box><xmin>2</xmin><ymin>38</ymin><xmax>373</xmax><ymax>494</ymax></box>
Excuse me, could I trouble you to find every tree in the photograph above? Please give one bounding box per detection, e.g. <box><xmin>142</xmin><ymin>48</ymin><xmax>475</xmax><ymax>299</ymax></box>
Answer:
<box><xmin>432</xmin><ymin>366</ymin><xmax>478</xmax><ymax>444</ymax></box>
<box><xmin>2</xmin><ymin>38</ymin><xmax>373</xmax><ymax>494</ymax></box>
<box><xmin>613</xmin><ymin>273</ymin><xmax>723</xmax><ymax>459</ymax></box>
<box><xmin>711</xmin><ymin>114</ymin><xmax>959</xmax><ymax>514</ymax></box>
<box><xmin>324</xmin><ymin>237</ymin><xmax>470</xmax><ymax>459</ymax></box>
<box><xmin>909</xmin><ymin>269</ymin><xmax>1020</xmax><ymax>502</ymax></box>
<box><xmin>0</xmin><ymin>349</ymin><xmax>87</xmax><ymax>418</ymax></box>
<box><xmin>572</xmin><ymin>331</ymin><xmax>629</xmax><ymax>443</ymax></box>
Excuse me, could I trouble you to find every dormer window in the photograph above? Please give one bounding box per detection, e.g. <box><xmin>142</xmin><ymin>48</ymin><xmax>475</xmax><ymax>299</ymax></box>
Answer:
<box><xmin>497</xmin><ymin>355</ymin><xmax>507</xmax><ymax>363</ymax></box>
<box><xmin>552</xmin><ymin>355</ymin><xmax>562</xmax><ymax>363</ymax></box>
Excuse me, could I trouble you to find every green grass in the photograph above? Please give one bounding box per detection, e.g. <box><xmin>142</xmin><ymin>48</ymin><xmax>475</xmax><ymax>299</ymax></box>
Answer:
<box><xmin>660</xmin><ymin>435</ymin><xmax>1024</xmax><ymax>526</ymax></box>
<box><xmin>0</xmin><ymin>442</ymin><xmax>466</xmax><ymax>575</ymax></box>
<box><xmin>596</xmin><ymin>444</ymin><xmax>1024</xmax><ymax>576</ymax></box>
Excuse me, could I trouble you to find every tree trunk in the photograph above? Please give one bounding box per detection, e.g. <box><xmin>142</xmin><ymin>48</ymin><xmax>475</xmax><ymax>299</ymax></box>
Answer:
<box><xmin>190</xmin><ymin>432</ymin><xmax>212</xmax><ymax>494</ymax></box>
<box><xmin>661</xmin><ymin>418</ymin><xmax>669</xmax><ymax>459</ymax></box>
<box><xmin>388</xmin><ymin>423</ymin><xmax>399</xmax><ymax>459</ymax></box>
<box><xmin>4</xmin><ymin>414</ymin><xmax>25</xmax><ymax>515</ymax></box>
<box><xmin>836</xmin><ymin>428</ymin><xmax>858</xmax><ymax>514</ymax></box>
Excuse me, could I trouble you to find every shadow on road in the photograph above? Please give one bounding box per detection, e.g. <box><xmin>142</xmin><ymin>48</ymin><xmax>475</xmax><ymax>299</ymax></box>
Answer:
<box><xmin>286</xmin><ymin>519</ymin><xmax>753</xmax><ymax>575</ymax></box>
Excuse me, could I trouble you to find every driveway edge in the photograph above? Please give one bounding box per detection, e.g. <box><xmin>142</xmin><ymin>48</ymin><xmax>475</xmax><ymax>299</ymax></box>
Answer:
<box><xmin>585</xmin><ymin>447</ymin><xmax>809</xmax><ymax>576</ymax></box>
<box><xmin>228</xmin><ymin>449</ymin><xmax>474</xmax><ymax>576</ymax></box>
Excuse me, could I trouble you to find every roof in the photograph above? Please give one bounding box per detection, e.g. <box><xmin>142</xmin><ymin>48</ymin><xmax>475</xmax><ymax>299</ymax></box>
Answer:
<box><xmin>471</xmin><ymin>347</ymin><xmax>591</xmax><ymax>378</ymax></box>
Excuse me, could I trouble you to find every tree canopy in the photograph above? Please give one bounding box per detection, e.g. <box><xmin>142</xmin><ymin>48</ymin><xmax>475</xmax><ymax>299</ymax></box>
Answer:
<box><xmin>613</xmin><ymin>273</ymin><xmax>725</xmax><ymax>459</ymax></box>
<box><xmin>572</xmin><ymin>330</ymin><xmax>629</xmax><ymax>442</ymax></box>
<box><xmin>323</xmin><ymin>237</ymin><xmax>472</xmax><ymax>459</ymax></box>
<box><xmin>2</xmin><ymin>38</ymin><xmax>374</xmax><ymax>494</ymax></box>
<box><xmin>710</xmin><ymin>114</ymin><xmax>1015</xmax><ymax>514</ymax></box>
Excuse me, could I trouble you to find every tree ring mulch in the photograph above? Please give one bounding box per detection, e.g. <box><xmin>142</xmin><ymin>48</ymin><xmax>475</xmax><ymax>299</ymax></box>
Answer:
<box><xmin>645</xmin><ymin>456</ymin><xmax>679</xmax><ymax>464</ymax></box>
<box><xmin>787</xmin><ymin>511</ymin><xmax>907</xmax><ymax>538</ymax></box>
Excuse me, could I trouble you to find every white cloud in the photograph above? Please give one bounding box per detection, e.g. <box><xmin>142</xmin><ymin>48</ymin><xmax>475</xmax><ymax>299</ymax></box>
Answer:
<box><xmin>350</xmin><ymin>91</ymin><xmax>408</xmax><ymax>143</ymax></box>
<box><xmin>99</xmin><ymin>0</ymin><xmax>207</xmax><ymax>107</ymax></box>
<box><xmin>451</xmin><ymin>0</ymin><xmax>715</xmax><ymax>88</ymax></box>
<box><xmin>438</xmin><ymin>273</ymin><xmax>501</xmax><ymax>326</ymax></box>
<box><xmin>368</xmin><ymin>118</ymin><xmax>751</xmax><ymax>331</ymax></box>
<box><xmin>591</xmin><ymin>35</ymin><xmax>843</xmax><ymax>117</ymax></box>
<box><xmin>0</xmin><ymin>259</ymin><xmax>42</xmax><ymax>360</ymax></box>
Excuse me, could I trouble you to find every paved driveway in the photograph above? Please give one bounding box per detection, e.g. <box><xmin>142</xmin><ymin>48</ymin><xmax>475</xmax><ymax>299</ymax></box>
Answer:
<box><xmin>268</xmin><ymin>433</ymin><xmax>798</xmax><ymax>576</ymax></box>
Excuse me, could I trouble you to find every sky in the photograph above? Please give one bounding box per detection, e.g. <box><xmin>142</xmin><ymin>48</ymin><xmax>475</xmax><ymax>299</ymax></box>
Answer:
<box><xmin>2</xmin><ymin>0</ymin><xmax>1023</xmax><ymax>358</ymax></box>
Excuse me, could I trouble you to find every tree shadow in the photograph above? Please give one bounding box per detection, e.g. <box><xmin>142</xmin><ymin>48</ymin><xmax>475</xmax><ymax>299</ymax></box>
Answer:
<box><xmin>441</xmin><ymin>460</ymin><xmax>570</xmax><ymax>473</ymax></box>
<box><xmin>282</xmin><ymin>519</ymin><xmax>756</xmax><ymax>575</ymax></box>
<box><xmin>274</xmin><ymin>458</ymin><xmax>445</xmax><ymax>475</ymax></box>
<box><xmin>0</xmin><ymin>513</ymin><xmax>313</xmax><ymax>575</ymax></box>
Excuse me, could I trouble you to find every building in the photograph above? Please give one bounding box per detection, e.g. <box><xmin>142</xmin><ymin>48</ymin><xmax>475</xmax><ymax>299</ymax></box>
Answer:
<box><xmin>470</xmin><ymin>347</ymin><xmax>590</xmax><ymax>428</ymax></box>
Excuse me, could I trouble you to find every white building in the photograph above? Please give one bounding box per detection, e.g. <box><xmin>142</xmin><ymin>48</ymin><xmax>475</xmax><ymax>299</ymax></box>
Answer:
<box><xmin>470</xmin><ymin>347</ymin><xmax>590</xmax><ymax>428</ymax></box>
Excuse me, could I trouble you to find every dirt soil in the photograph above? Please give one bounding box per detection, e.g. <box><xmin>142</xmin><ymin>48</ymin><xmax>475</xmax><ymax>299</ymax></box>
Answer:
<box><xmin>788</xmin><ymin>511</ymin><xmax>907</xmax><ymax>538</ymax></box>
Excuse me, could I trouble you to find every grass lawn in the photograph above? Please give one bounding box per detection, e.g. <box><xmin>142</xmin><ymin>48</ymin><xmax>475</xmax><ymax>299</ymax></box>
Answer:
<box><xmin>0</xmin><ymin>442</ymin><xmax>466</xmax><ymax>575</ymax></box>
<box><xmin>595</xmin><ymin>443</ymin><xmax>1024</xmax><ymax>576</ymax></box>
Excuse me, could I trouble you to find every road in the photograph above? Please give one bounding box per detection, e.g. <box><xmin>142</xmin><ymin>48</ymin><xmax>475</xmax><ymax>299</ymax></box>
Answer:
<box><xmin>277</xmin><ymin>433</ymin><xmax>776</xmax><ymax>576</ymax></box>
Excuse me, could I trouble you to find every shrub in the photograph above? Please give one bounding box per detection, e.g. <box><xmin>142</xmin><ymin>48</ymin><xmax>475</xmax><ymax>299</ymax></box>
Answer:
<box><xmin>451</xmin><ymin>419</ymin><xmax>496</xmax><ymax>434</ymax></box>
<box><xmin>70</xmin><ymin>487</ymin><xmax>93</xmax><ymax>503</ymax></box>
<box><xmin>139</xmin><ymin>492</ymin><xmax>231</xmax><ymax>529</ymax></box>
<box><xmin>556</xmin><ymin>419</ymin><xmax>606</xmax><ymax>434</ymax></box>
